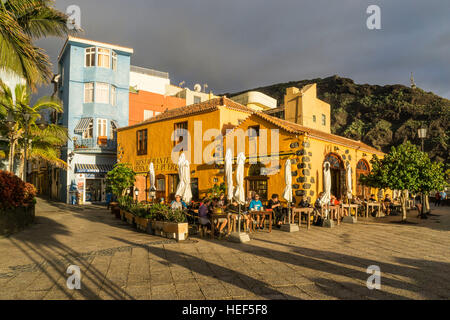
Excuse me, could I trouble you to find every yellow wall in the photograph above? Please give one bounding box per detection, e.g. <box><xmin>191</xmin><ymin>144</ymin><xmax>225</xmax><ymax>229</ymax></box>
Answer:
<box><xmin>284</xmin><ymin>84</ymin><xmax>331</xmax><ymax>133</ymax></box>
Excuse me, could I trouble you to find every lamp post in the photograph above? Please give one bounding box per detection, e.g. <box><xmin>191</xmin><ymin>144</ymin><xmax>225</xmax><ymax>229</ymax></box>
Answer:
<box><xmin>134</xmin><ymin>188</ymin><xmax>139</xmax><ymax>204</ymax></box>
<box><xmin>418</xmin><ymin>127</ymin><xmax>428</xmax><ymax>215</ymax></box>
<box><xmin>149</xmin><ymin>186</ymin><xmax>156</xmax><ymax>202</ymax></box>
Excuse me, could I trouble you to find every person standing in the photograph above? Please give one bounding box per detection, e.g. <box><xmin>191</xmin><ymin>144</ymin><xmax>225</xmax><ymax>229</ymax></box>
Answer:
<box><xmin>439</xmin><ymin>190</ymin><xmax>447</xmax><ymax>206</ymax></box>
<box><xmin>435</xmin><ymin>191</ymin><xmax>441</xmax><ymax>207</ymax></box>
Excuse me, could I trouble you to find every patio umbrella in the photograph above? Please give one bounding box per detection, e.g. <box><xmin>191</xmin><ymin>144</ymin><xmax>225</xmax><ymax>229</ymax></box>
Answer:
<box><xmin>181</xmin><ymin>159</ymin><xmax>192</xmax><ymax>203</ymax></box>
<box><xmin>234</xmin><ymin>152</ymin><xmax>246</xmax><ymax>234</ymax></box>
<box><xmin>175</xmin><ymin>153</ymin><xmax>186</xmax><ymax>197</ymax></box>
<box><xmin>322</xmin><ymin>162</ymin><xmax>332</xmax><ymax>218</ymax></box>
<box><xmin>234</xmin><ymin>152</ymin><xmax>246</xmax><ymax>205</ymax></box>
<box><xmin>149</xmin><ymin>162</ymin><xmax>156</xmax><ymax>200</ymax></box>
<box><xmin>225</xmin><ymin>149</ymin><xmax>234</xmax><ymax>201</ymax></box>
<box><xmin>346</xmin><ymin>163</ymin><xmax>352</xmax><ymax>200</ymax></box>
<box><xmin>282</xmin><ymin>159</ymin><xmax>293</xmax><ymax>224</ymax></box>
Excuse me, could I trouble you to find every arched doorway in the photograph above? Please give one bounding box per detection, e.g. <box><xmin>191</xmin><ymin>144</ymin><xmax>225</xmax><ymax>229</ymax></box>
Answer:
<box><xmin>245</xmin><ymin>162</ymin><xmax>268</xmax><ymax>200</ymax></box>
<box><xmin>356</xmin><ymin>159</ymin><xmax>370</xmax><ymax>198</ymax></box>
<box><xmin>324</xmin><ymin>153</ymin><xmax>344</xmax><ymax>198</ymax></box>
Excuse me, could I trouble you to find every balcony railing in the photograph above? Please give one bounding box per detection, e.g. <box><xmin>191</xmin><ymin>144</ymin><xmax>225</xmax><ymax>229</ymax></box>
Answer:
<box><xmin>74</xmin><ymin>138</ymin><xmax>117</xmax><ymax>152</ymax></box>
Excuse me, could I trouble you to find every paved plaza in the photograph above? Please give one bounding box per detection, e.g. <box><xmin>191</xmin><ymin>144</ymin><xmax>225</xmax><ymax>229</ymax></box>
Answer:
<box><xmin>0</xmin><ymin>198</ymin><xmax>449</xmax><ymax>300</ymax></box>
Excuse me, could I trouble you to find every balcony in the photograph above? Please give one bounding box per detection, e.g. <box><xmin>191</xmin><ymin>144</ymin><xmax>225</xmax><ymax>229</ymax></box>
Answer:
<box><xmin>74</xmin><ymin>138</ymin><xmax>117</xmax><ymax>153</ymax></box>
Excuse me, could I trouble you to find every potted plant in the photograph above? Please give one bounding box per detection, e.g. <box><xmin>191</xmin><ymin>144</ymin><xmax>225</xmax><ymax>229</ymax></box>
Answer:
<box><xmin>105</xmin><ymin>164</ymin><xmax>136</xmax><ymax>219</ymax></box>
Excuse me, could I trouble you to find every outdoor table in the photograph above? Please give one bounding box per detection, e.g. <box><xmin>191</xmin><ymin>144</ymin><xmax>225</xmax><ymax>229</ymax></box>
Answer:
<box><xmin>341</xmin><ymin>203</ymin><xmax>359</xmax><ymax>221</ymax></box>
<box><xmin>210</xmin><ymin>213</ymin><xmax>230</xmax><ymax>239</ymax></box>
<box><xmin>292</xmin><ymin>207</ymin><xmax>314</xmax><ymax>229</ymax></box>
<box><xmin>249</xmin><ymin>210</ymin><xmax>273</xmax><ymax>233</ymax></box>
<box><xmin>329</xmin><ymin>205</ymin><xmax>342</xmax><ymax>225</ymax></box>
<box><xmin>365</xmin><ymin>202</ymin><xmax>381</xmax><ymax>218</ymax></box>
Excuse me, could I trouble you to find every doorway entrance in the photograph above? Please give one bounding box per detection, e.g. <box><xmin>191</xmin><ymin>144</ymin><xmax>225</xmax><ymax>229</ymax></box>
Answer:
<box><xmin>324</xmin><ymin>153</ymin><xmax>344</xmax><ymax>198</ymax></box>
<box><xmin>85</xmin><ymin>178</ymin><xmax>103</xmax><ymax>203</ymax></box>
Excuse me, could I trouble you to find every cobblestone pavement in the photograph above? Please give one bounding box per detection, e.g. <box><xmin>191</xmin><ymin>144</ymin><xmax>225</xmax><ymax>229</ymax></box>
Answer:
<box><xmin>0</xmin><ymin>198</ymin><xmax>449</xmax><ymax>300</ymax></box>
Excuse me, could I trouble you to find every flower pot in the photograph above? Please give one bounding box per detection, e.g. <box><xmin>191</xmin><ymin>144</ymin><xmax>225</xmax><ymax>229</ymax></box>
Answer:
<box><xmin>135</xmin><ymin>216</ymin><xmax>150</xmax><ymax>231</ymax></box>
<box><xmin>124</xmin><ymin>211</ymin><xmax>135</xmax><ymax>226</ymax></box>
<box><xmin>110</xmin><ymin>202</ymin><xmax>119</xmax><ymax>214</ymax></box>
<box><xmin>163</xmin><ymin>222</ymin><xmax>189</xmax><ymax>241</ymax></box>
<box><xmin>119</xmin><ymin>209</ymin><xmax>126</xmax><ymax>221</ymax></box>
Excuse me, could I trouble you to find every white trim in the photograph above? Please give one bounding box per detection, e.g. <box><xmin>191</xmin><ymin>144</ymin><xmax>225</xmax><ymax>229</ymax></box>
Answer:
<box><xmin>59</xmin><ymin>36</ymin><xmax>133</xmax><ymax>61</ymax></box>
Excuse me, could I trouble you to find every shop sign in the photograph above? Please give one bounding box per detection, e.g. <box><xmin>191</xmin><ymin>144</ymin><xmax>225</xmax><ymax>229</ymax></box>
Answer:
<box><xmin>134</xmin><ymin>157</ymin><xmax>177</xmax><ymax>172</ymax></box>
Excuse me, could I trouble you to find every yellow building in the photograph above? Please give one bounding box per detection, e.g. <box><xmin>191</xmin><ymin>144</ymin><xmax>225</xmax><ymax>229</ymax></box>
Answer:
<box><xmin>117</xmin><ymin>86</ymin><xmax>385</xmax><ymax>204</ymax></box>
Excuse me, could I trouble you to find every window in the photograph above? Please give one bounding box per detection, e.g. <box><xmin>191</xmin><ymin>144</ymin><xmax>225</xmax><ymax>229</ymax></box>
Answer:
<box><xmin>110</xmin><ymin>121</ymin><xmax>117</xmax><ymax>139</ymax></box>
<box><xmin>97</xmin><ymin>118</ymin><xmax>107</xmax><ymax>137</ymax></box>
<box><xmin>85</xmin><ymin>47</ymin><xmax>96</xmax><ymax>67</ymax></box>
<box><xmin>174</xmin><ymin>121</ymin><xmax>188</xmax><ymax>147</ymax></box>
<box><xmin>96</xmin><ymin>83</ymin><xmax>109</xmax><ymax>103</ymax></box>
<box><xmin>111</xmin><ymin>85</ymin><xmax>117</xmax><ymax>106</ymax></box>
<box><xmin>193</xmin><ymin>95</ymin><xmax>201</xmax><ymax>104</ymax></box>
<box><xmin>248</xmin><ymin>125</ymin><xmax>260</xmax><ymax>137</ymax></box>
<box><xmin>97</xmin><ymin>48</ymin><xmax>110</xmax><ymax>68</ymax></box>
<box><xmin>321</xmin><ymin>114</ymin><xmax>326</xmax><ymax>126</ymax></box>
<box><xmin>143</xmin><ymin>110</ymin><xmax>154</xmax><ymax>120</ymax></box>
<box><xmin>82</xmin><ymin>119</ymin><xmax>93</xmax><ymax>139</ymax></box>
<box><xmin>112</xmin><ymin>51</ymin><xmax>117</xmax><ymax>71</ymax></box>
<box><xmin>137</xmin><ymin>129</ymin><xmax>148</xmax><ymax>155</ymax></box>
<box><xmin>84</xmin><ymin>82</ymin><xmax>94</xmax><ymax>103</ymax></box>
<box><xmin>312</xmin><ymin>115</ymin><xmax>316</xmax><ymax>123</ymax></box>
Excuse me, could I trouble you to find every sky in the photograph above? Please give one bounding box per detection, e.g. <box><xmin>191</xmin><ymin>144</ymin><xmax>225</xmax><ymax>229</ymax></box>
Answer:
<box><xmin>36</xmin><ymin>0</ymin><xmax>450</xmax><ymax>99</ymax></box>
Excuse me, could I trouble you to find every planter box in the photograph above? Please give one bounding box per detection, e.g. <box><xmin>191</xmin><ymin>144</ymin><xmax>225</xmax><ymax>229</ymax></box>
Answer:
<box><xmin>0</xmin><ymin>203</ymin><xmax>35</xmax><ymax>236</ymax></box>
<box><xmin>124</xmin><ymin>211</ymin><xmax>135</xmax><ymax>226</ymax></box>
<box><xmin>135</xmin><ymin>216</ymin><xmax>151</xmax><ymax>232</ymax></box>
<box><xmin>152</xmin><ymin>221</ymin><xmax>188</xmax><ymax>241</ymax></box>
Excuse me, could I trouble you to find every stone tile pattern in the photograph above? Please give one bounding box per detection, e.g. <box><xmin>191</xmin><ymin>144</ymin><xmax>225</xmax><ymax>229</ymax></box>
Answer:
<box><xmin>0</xmin><ymin>198</ymin><xmax>449</xmax><ymax>300</ymax></box>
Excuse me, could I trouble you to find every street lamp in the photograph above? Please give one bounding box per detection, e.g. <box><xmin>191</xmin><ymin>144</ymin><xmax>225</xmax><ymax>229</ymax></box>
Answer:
<box><xmin>149</xmin><ymin>186</ymin><xmax>156</xmax><ymax>202</ymax></box>
<box><xmin>418</xmin><ymin>127</ymin><xmax>427</xmax><ymax>152</ymax></box>
<box><xmin>134</xmin><ymin>188</ymin><xmax>139</xmax><ymax>203</ymax></box>
<box><xmin>417</xmin><ymin>126</ymin><xmax>428</xmax><ymax>216</ymax></box>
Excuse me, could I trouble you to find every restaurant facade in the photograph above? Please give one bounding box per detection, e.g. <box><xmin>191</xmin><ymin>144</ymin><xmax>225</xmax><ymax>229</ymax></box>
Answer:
<box><xmin>117</xmin><ymin>85</ymin><xmax>386</xmax><ymax>204</ymax></box>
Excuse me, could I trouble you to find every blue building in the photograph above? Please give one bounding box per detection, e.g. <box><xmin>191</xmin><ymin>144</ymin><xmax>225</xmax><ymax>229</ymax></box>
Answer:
<box><xmin>54</xmin><ymin>37</ymin><xmax>133</xmax><ymax>203</ymax></box>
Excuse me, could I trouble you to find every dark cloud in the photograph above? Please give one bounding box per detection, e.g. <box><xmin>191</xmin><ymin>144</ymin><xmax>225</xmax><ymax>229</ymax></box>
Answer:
<box><xmin>36</xmin><ymin>0</ymin><xmax>450</xmax><ymax>98</ymax></box>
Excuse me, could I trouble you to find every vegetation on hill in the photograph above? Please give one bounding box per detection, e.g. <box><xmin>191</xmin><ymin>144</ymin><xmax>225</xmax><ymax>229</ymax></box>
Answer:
<box><xmin>226</xmin><ymin>75</ymin><xmax>450</xmax><ymax>164</ymax></box>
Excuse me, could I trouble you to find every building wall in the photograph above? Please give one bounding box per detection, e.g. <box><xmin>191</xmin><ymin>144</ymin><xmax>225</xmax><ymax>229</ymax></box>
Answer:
<box><xmin>128</xmin><ymin>90</ymin><xmax>186</xmax><ymax>125</ymax></box>
<box><xmin>284</xmin><ymin>84</ymin><xmax>331</xmax><ymax>133</ymax></box>
<box><xmin>231</xmin><ymin>91</ymin><xmax>277</xmax><ymax>111</ymax></box>
<box><xmin>129</xmin><ymin>70</ymin><xmax>169</xmax><ymax>95</ymax></box>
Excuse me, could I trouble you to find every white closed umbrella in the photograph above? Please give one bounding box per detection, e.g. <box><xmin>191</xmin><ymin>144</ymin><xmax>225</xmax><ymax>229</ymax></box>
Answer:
<box><xmin>225</xmin><ymin>149</ymin><xmax>234</xmax><ymax>201</ymax></box>
<box><xmin>149</xmin><ymin>162</ymin><xmax>156</xmax><ymax>200</ymax></box>
<box><xmin>282</xmin><ymin>159</ymin><xmax>293</xmax><ymax>224</ymax></box>
<box><xmin>346</xmin><ymin>164</ymin><xmax>352</xmax><ymax>200</ymax></box>
<box><xmin>233</xmin><ymin>152</ymin><xmax>246</xmax><ymax>235</ymax></box>
<box><xmin>322</xmin><ymin>162</ymin><xmax>332</xmax><ymax>218</ymax></box>
<box><xmin>182</xmin><ymin>159</ymin><xmax>192</xmax><ymax>203</ymax></box>
<box><xmin>234</xmin><ymin>152</ymin><xmax>246</xmax><ymax>205</ymax></box>
<box><xmin>175</xmin><ymin>153</ymin><xmax>186</xmax><ymax>197</ymax></box>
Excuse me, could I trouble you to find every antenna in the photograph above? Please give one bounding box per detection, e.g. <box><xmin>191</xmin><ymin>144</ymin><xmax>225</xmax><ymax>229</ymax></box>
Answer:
<box><xmin>203</xmin><ymin>83</ymin><xmax>208</xmax><ymax>93</ymax></box>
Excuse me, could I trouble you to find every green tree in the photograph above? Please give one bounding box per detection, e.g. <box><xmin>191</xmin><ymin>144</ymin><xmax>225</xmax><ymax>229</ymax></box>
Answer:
<box><xmin>0</xmin><ymin>0</ymin><xmax>72</xmax><ymax>89</ymax></box>
<box><xmin>0</xmin><ymin>81</ymin><xmax>66</xmax><ymax>174</ymax></box>
<box><xmin>360</xmin><ymin>141</ymin><xmax>445</xmax><ymax>221</ymax></box>
<box><xmin>105</xmin><ymin>163</ymin><xmax>137</xmax><ymax>198</ymax></box>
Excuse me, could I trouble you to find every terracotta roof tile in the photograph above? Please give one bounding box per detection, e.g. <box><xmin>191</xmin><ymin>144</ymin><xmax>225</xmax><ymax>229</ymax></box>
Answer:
<box><xmin>118</xmin><ymin>96</ymin><xmax>254</xmax><ymax>131</ymax></box>
<box><xmin>248</xmin><ymin>112</ymin><xmax>383</xmax><ymax>155</ymax></box>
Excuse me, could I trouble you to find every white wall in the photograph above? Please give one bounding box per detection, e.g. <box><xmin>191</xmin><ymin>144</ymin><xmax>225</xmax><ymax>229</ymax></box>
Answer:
<box><xmin>129</xmin><ymin>71</ymin><xmax>169</xmax><ymax>95</ymax></box>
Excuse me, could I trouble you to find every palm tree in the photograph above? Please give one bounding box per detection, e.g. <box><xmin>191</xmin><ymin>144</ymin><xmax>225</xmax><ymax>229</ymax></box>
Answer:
<box><xmin>0</xmin><ymin>80</ymin><xmax>67</xmax><ymax>175</ymax></box>
<box><xmin>0</xmin><ymin>0</ymin><xmax>72</xmax><ymax>89</ymax></box>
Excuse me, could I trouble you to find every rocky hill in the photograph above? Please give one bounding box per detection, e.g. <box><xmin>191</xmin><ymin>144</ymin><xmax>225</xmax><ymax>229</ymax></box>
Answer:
<box><xmin>225</xmin><ymin>75</ymin><xmax>450</xmax><ymax>164</ymax></box>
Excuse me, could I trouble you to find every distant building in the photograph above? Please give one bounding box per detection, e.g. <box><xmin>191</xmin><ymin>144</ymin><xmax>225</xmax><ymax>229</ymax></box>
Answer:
<box><xmin>54</xmin><ymin>36</ymin><xmax>133</xmax><ymax>203</ymax></box>
<box><xmin>166</xmin><ymin>84</ymin><xmax>218</xmax><ymax>106</ymax></box>
<box><xmin>230</xmin><ymin>91</ymin><xmax>277</xmax><ymax>112</ymax></box>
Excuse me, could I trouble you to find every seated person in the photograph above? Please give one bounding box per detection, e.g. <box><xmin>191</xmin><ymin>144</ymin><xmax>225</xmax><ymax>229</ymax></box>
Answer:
<box><xmin>245</xmin><ymin>191</ymin><xmax>254</xmax><ymax>210</ymax></box>
<box><xmin>383</xmin><ymin>194</ymin><xmax>394</xmax><ymax>215</ymax></box>
<box><xmin>227</xmin><ymin>199</ymin><xmax>251</xmax><ymax>231</ymax></box>
<box><xmin>171</xmin><ymin>195</ymin><xmax>187</xmax><ymax>211</ymax></box>
<box><xmin>212</xmin><ymin>197</ymin><xmax>228</xmax><ymax>235</ymax></box>
<box><xmin>298</xmin><ymin>195</ymin><xmax>311</xmax><ymax>208</ymax></box>
<box><xmin>217</xmin><ymin>193</ymin><xmax>228</xmax><ymax>208</ymax></box>
<box><xmin>249</xmin><ymin>194</ymin><xmax>265</xmax><ymax>229</ymax></box>
<box><xmin>268</xmin><ymin>194</ymin><xmax>284</xmax><ymax>228</ymax></box>
<box><xmin>313</xmin><ymin>192</ymin><xmax>324</xmax><ymax>224</ymax></box>
<box><xmin>369</xmin><ymin>194</ymin><xmax>377</xmax><ymax>202</ymax></box>
<box><xmin>198</xmin><ymin>198</ymin><xmax>212</xmax><ymax>229</ymax></box>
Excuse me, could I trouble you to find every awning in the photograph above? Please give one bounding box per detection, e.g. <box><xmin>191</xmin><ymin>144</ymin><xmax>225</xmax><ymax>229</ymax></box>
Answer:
<box><xmin>74</xmin><ymin>118</ymin><xmax>93</xmax><ymax>133</ymax></box>
<box><xmin>111</xmin><ymin>120</ymin><xmax>119</xmax><ymax>129</ymax></box>
<box><xmin>75</xmin><ymin>163</ymin><xmax>114</xmax><ymax>174</ymax></box>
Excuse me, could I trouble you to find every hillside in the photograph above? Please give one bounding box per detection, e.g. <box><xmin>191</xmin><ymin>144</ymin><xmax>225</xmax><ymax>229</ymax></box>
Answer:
<box><xmin>225</xmin><ymin>75</ymin><xmax>450</xmax><ymax>164</ymax></box>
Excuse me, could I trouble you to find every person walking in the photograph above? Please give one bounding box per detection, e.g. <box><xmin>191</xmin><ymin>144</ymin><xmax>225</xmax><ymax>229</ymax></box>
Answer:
<box><xmin>435</xmin><ymin>191</ymin><xmax>441</xmax><ymax>207</ymax></box>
